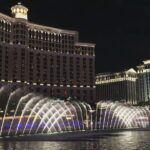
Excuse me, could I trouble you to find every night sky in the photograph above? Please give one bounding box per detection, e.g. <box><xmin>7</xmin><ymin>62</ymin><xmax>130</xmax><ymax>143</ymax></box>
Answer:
<box><xmin>1</xmin><ymin>0</ymin><xmax>150</xmax><ymax>73</ymax></box>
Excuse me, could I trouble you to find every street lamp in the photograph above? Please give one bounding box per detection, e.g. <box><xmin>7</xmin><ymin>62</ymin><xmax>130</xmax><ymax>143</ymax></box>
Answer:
<box><xmin>95</xmin><ymin>102</ymin><xmax>112</xmax><ymax>130</ymax></box>
<box><xmin>63</xmin><ymin>114</ymin><xmax>75</xmax><ymax>131</ymax></box>
<box><xmin>88</xmin><ymin>109</ymin><xmax>95</xmax><ymax>131</ymax></box>
<box><xmin>65</xmin><ymin>114</ymin><xmax>74</xmax><ymax>120</ymax></box>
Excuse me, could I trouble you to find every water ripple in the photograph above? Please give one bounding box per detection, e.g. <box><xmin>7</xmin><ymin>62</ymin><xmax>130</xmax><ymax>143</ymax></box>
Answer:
<box><xmin>0</xmin><ymin>131</ymin><xmax>150</xmax><ymax>150</ymax></box>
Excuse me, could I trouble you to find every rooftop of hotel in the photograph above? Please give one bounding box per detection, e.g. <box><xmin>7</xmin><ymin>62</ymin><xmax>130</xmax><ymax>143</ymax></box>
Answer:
<box><xmin>0</xmin><ymin>3</ymin><xmax>95</xmax><ymax>47</ymax></box>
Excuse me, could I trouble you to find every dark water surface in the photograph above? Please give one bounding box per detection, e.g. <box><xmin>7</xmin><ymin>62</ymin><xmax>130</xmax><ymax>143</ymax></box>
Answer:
<box><xmin>0</xmin><ymin>131</ymin><xmax>150</xmax><ymax>150</ymax></box>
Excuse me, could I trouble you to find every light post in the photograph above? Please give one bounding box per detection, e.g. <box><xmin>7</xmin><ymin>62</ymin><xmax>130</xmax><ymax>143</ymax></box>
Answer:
<box><xmin>85</xmin><ymin>110</ymin><xmax>89</xmax><ymax>129</ymax></box>
<box><xmin>64</xmin><ymin>114</ymin><xmax>75</xmax><ymax>131</ymax></box>
<box><xmin>88</xmin><ymin>109</ymin><xmax>95</xmax><ymax>131</ymax></box>
<box><xmin>95</xmin><ymin>102</ymin><xmax>100</xmax><ymax>130</ymax></box>
<box><xmin>65</xmin><ymin>114</ymin><xmax>74</xmax><ymax>120</ymax></box>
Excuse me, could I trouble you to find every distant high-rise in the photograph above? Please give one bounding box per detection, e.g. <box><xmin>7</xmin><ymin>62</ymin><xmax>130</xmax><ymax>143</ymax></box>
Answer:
<box><xmin>96</xmin><ymin>69</ymin><xmax>137</xmax><ymax>104</ymax></box>
<box><xmin>137</xmin><ymin>60</ymin><xmax>150</xmax><ymax>102</ymax></box>
<box><xmin>0</xmin><ymin>3</ymin><xmax>96</xmax><ymax>102</ymax></box>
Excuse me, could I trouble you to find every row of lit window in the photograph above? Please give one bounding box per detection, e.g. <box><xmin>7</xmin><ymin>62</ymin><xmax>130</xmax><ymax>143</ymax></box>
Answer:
<box><xmin>0</xmin><ymin>20</ymin><xmax>11</xmax><ymax>32</ymax></box>
<box><xmin>28</xmin><ymin>44</ymin><xmax>94</xmax><ymax>55</ymax></box>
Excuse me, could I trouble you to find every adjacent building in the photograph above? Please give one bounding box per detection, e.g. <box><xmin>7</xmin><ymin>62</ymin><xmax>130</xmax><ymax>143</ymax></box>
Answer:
<box><xmin>137</xmin><ymin>60</ymin><xmax>150</xmax><ymax>102</ymax></box>
<box><xmin>0</xmin><ymin>3</ymin><xmax>96</xmax><ymax>102</ymax></box>
<box><xmin>96</xmin><ymin>68</ymin><xmax>137</xmax><ymax>104</ymax></box>
<box><xmin>96</xmin><ymin>59</ymin><xmax>150</xmax><ymax>104</ymax></box>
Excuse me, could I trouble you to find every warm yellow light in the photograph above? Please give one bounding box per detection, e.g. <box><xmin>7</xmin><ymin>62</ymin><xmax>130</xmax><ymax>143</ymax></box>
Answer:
<box><xmin>11</xmin><ymin>3</ymin><xmax>28</xmax><ymax>20</ymax></box>
<box><xmin>21</xmin><ymin>8</ymin><xmax>23</xmax><ymax>13</ymax></box>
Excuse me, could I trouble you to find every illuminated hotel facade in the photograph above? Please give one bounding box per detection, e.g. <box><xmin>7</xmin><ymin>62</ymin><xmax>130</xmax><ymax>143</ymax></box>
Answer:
<box><xmin>0</xmin><ymin>3</ymin><xmax>96</xmax><ymax>102</ymax></box>
<box><xmin>96</xmin><ymin>68</ymin><xmax>137</xmax><ymax>104</ymax></box>
<box><xmin>137</xmin><ymin>60</ymin><xmax>150</xmax><ymax>102</ymax></box>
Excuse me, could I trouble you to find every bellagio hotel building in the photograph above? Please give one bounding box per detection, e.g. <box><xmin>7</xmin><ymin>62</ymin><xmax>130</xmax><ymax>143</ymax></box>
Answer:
<box><xmin>0</xmin><ymin>3</ymin><xmax>96</xmax><ymax>102</ymax></box>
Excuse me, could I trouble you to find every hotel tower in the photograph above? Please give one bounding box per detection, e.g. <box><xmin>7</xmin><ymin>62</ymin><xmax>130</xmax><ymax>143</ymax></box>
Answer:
<box><xmin>0</xmin><ymin>3</ymin><xmax>96</xmax><ymax>102</ymax></box>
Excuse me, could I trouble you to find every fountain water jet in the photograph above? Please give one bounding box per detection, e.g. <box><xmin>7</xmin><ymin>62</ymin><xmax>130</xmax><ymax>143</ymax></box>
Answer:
<box><xmin>0</xmin><ymin>86</ymin><xmax>150</xmax><ymax>139</ymax></box>
<box><xmin>95</xmin><ymin>101</ymin><xmax>150</xmax><ymax>130</ymax></box>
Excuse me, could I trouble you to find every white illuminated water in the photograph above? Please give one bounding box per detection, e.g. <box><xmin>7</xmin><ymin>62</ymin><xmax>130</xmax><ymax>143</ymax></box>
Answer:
<box><xmin>0</xmin><ymin>86</ymin><xmax>150</xmax><ymax>138</ymax></box>
<box><xmin>95</xmin><ymin>101</ymin><xmax>150</xmax><ymax>130</ymax></box>
<box><xmin>0</xmin><ymin>86</ymin><xmax>92</xmax><ymax>137</ymax></box>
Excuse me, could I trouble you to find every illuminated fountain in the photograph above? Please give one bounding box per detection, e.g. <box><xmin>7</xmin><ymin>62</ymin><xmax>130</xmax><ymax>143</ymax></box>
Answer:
<box><xmin>0</xmin><ymin>86</ymin><xmax>92</xmax><ymax>138</ymax></box>
<box><xmin>95</xmin><ymin>101</ymin><xmax>150</xmax><ymax>130</ymax></box>
<box><xmin>0</xmin><ymin>85</ymin><xmax>150</xmax><ymax>140</ymax></box>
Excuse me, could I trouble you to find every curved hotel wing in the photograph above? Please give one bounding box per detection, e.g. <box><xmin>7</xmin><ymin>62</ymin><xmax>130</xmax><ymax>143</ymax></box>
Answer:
<box><xmin>0</xmin><ymin>3</ymin><xmax>96</xmax><ymax>102</ymax></box>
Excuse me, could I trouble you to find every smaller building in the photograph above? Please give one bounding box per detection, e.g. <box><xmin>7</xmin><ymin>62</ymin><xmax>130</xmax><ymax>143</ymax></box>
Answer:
<box><xmin>137</xmin><ymin>60</ymin><xmax>150</xmax><ymax>102</ymax></box>
<box><xmin>96</xmin><ymin>68</ymin><xmax>137</xmax><ymax>104</ymax></box>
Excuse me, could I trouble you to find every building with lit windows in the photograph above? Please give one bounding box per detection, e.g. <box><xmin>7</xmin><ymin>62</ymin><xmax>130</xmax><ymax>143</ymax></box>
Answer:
<box><xmin>96</xmin><ymin>68</ymin><xmax>137</xmax><ymax>104</ymax></box>
<box><xmin>0</xmin><ymin>3</ymin><xmax>96</xmax><ymax>102</ymax></box>
<box><xmin>137</xmin><ymin>60</ymin><xmax>150</xmax><ymax>102</ymax></box>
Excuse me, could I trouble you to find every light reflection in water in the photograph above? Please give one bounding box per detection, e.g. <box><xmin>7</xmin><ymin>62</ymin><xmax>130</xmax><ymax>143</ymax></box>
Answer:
<box><xmin>0</xmin><ymin>131</ymin><xmax>150</xmax><ymax>150</ymax></box>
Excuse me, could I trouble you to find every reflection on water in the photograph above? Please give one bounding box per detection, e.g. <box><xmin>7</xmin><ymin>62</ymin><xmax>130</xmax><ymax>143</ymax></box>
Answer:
<box><xmin>0</xmin><ymin>131</ymin><xmax>150</xmax><ymax>150</ymax></box>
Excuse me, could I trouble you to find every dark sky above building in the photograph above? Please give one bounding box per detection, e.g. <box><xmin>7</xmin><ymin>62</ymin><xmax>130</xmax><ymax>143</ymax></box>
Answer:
<box><xmin>1</xmin><ymin>0</ymin><xmax>150</xmax><ymax>73</ymax></box>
